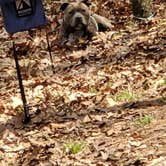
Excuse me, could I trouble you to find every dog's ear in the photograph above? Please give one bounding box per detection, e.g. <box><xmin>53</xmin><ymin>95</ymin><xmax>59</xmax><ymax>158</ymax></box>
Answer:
<box><xmin>80</xmin><ymin>0</ymin><xmax>91</xmax><ymax>6</ymax></box>
<box><xmin>60</xmin><ymin>3</ymin><xmax>69</xmax><ymax>11</ymax></box>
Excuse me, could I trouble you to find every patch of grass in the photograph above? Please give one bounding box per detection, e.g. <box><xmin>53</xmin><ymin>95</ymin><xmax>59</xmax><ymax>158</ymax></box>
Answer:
<box><xmin>64</xmin><ymin>141</ymin><xmax>86</xmax><ymax>154</ymax></box>
<box><xmin>16</xmin><ymin>106</ymin><xmax>24</xmax><ymax>114</ymax></box>
<box><xmin>107</xmin><ymin>81</ymin><xmax>113</xmax><ymax>88</ymax></box>
<box><xmin>89</xmin><ymin>86</ymin><xmax>98</xmax><ymax>93</ymax></box>
<box><xmin>125</xmin><ymin>20</ymin><xmax>138</xmax><ymax>29</ymax></box>
<box><xmin>134</xmin><ymin>115</ymin><xmax>153</xmax><ymax>126</ymax></box>
<box><xmin>111</xmin><ymin>32</ymin><xmax>123</xmax><ymax>40</ymax></box>
<box><xmin>161</xmin><ymin>95</ymin><xmax>166</xmax><ymax>103</ymax></box>
<box><xmin>115</xmin><ymin>89</ymin><xmax>138</xmax><ymax>102</ymax></box>
<box><xmin>19</xmin><ymin>59</ymin><xmax>30</xmax><ymax>67</ymax></box>
<box><xmin>160</xmin><ymin>79</ymin><xmax>166</xmax><ymax>86</ymax></box>
<box><xmin>7</xmin><ymin>69</ymin><xmax>16</xmax><ymax>76</ymax></box>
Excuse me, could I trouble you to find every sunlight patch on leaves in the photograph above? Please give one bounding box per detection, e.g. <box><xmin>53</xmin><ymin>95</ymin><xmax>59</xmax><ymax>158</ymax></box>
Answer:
<box><xmin>32</xmin><ymin>85</ymin><xmax>45</xmax><ymax>102</ymax></box>
<box><xmin>11</xmin><ymin>96</ymin><xmax>22</xmax><ymax>109</ymax></box>
<box><xmin>106</xmin><ymin>96</ymin><xmax>117</xmax><ymax>107</ymax></box>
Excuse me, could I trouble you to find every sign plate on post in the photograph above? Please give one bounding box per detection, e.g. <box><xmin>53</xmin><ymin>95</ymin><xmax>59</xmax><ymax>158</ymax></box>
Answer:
<box><xmin>0</xmin><ymin>0</ymin><xmax>47</xmax><ymax>33</ymax></box>
<box><xmin>0</xmin><ymin>0</ymin><xmax>50</xmax><ymax>124</ymax></box>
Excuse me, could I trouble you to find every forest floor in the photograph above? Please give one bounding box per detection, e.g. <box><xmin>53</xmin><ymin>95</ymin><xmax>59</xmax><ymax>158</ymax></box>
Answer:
<box><xmin>0</xmin><ymin>0</ymin><xmax>166</xmax><ymax>165</ymax></box>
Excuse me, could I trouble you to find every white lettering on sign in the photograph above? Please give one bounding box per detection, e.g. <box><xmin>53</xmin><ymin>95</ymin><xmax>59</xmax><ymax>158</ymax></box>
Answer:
<box><xmin>15</xmin><ymin>0</ymin><xmax>33</xmax><ymax>17</ymax></box>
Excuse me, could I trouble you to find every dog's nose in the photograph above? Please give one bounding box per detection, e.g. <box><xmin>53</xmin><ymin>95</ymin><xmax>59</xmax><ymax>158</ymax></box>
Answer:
<box><xmin>76</xmin><ymin>16</ymin><xmax>82</xmax><ymax>22</ymax></box>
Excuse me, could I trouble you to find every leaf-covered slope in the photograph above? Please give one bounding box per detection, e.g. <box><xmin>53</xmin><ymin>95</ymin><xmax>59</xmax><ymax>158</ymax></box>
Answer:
<box><xmin>0</xmin><ymin>0</ymin><xmax>166</xmax><ymax>165</ymax></box>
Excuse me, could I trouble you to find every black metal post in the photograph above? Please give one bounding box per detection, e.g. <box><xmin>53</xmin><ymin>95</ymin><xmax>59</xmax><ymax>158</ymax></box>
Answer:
<box><xmin>45</xmin><ymin>29</ymin><xmax>55</xmax><ymax>74</ymax></box>
<box><xmin>12</xmin><ymin>41</ymin><xmax>31</xmax><ymax>124</ymax></box>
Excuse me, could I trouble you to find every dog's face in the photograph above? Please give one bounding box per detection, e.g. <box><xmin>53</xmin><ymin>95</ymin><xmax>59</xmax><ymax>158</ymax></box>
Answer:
<box><xmin>60</xmin><ymin>2</ymin><xmax>90</xmax><ymax>30</ymax></box>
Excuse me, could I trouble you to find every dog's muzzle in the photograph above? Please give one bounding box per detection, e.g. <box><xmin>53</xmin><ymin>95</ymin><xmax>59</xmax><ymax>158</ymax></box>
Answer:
<box><xmin>75</xmin><ymin>16</ymin><xmax>82</xmax><ymax>23</ymax></box>
<box><xmin>71</xmin><ymin>12</ymin><xmax>87</xmax><ymax>27</ymax></box>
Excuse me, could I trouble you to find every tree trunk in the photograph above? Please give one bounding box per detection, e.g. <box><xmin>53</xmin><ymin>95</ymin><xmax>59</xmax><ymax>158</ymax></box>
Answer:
<box><xmin>131</xmin><ymin>0</ymin><xmax>153</xmax><ymax>18</ymax></box>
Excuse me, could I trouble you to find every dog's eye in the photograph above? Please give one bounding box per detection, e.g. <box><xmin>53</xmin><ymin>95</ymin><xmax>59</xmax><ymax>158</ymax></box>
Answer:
<box><xmin>69</xmin><ymin>11</ymin><xmax>73</xmax><ymax>14</ymax></box>
<box><xmin>81</xmin><ymin>9</ymin><xmax>86</xmax><ymax>13</ymax></box>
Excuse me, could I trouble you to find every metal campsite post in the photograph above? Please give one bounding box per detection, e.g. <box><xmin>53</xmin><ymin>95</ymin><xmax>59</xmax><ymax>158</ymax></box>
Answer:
<box><xmin>0</xmin><ymin>0</ymin><xmax>52</xmax><ymax>123</ymax></box>
<box><xmin>12</xmin><ymin>39</ymin><xmax>31</xmax><ymax>123</ymax></box>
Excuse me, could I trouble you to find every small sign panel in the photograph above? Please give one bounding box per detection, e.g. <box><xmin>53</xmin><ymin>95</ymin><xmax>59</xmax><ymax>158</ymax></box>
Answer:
<box><xmin>0</xmin><ymin>0</ymin><xmax>47</xmax><ymax>33</ymax></box>
<box><xmin>15</xmin><ymin>0</ymin><xmax>33</xmax><ymax>17</ymax></box>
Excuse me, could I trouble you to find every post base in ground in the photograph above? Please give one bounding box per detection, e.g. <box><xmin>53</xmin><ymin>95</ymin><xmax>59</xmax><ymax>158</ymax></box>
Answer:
<box><xmin>22</xmin><ymin>115</ymin><xmax>31</xmax><ymax>124</ymax></box>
